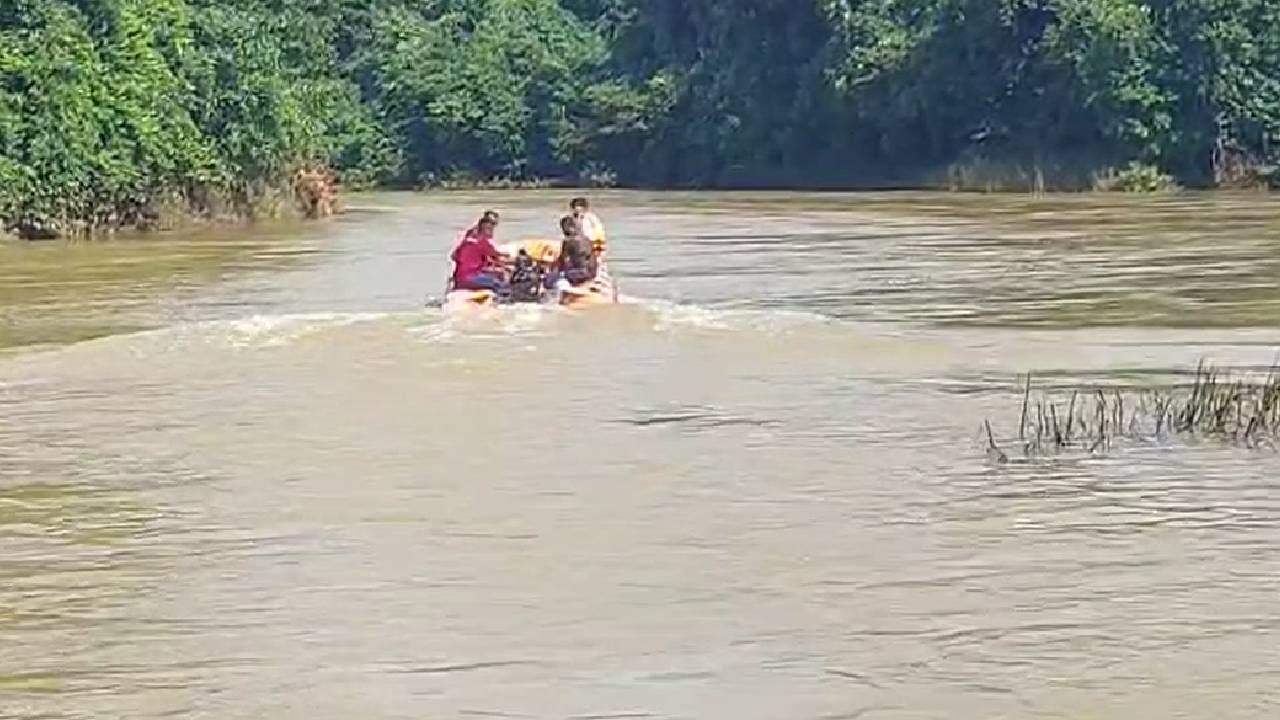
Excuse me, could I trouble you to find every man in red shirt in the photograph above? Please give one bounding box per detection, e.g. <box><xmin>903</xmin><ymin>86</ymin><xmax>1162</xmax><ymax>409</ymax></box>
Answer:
<box><xmin>450</xmin><ymin>210</ymin><xmax>507</xmax><ymax>291</ymax></box>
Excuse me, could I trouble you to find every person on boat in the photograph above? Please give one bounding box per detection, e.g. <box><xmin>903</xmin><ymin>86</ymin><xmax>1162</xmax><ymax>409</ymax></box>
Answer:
<box><xmin>569</xmin><ymin>197</ymin><xmax>607</xmax><ymax>256</ymax></box>
<box><xmin>548</xmin><ymin>215</ymin><xmax>598</xmax><ymax>288</ymax></box>
<box><xmin>450</xmin><ymin>210</ymin><xmax>507</xmax><ymax>292</ymax></box>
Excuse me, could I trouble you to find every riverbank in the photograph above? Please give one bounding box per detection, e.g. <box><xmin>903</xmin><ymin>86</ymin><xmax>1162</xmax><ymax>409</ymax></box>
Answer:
<box><xmin>10</xmin><ymin>158</ymin><xmax>1280</xmax><ymax>244</ymax></box>
<box><xmin>12</xmin><ymin>145</ymin><xmax>1280</xmax><ymax>242</ymax></box>
<box><xmin>398</xmin><ymin>155</ymin><xmax>1279</xmax><ymax>195</ymax></box>
<box><xmin>4</xmin><ymin>168</ymin><xmax>341</xmax><ymax>241</ymax></box>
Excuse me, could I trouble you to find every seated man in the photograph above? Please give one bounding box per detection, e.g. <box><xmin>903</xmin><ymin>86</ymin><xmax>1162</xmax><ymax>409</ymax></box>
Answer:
<box><xmin>450</xmin><ymin>211</ymin><xmax>506</xmax><ymax>291</ymax></box>
<box><xmin>550</xmin><ymin>215</ymin><xmax>598</xmax><ymax>288</ymax></box>
<box><xmin>507</xmin><ymin>249</ymin><xmax>544</xmax><ymax>303</ymax></box>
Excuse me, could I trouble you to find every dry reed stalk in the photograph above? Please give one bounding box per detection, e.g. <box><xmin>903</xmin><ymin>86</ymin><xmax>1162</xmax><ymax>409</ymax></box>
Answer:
<box><xmin>984</xmin><ymin>362</ymin><xmax>1280</xmax><ymax>460</ymax></box>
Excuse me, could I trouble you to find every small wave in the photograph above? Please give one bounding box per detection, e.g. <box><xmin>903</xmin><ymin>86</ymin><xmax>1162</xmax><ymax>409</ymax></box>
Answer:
<box><xmin>408</xmin><ymin>302</ymin><xmax>564</xmax><ymax>345</ymax></box>
<box><xmin>160</xmin><ymin>311</ymin><xmax>392</xmax><ymax>349</ymax></box>
<box><xmin>23</xmin><ymin>311</ymin><xmax>401</xmax><ymax>359</ymax></box>
<box><xmin>216</xmin><ymin>312</ymin><xmax>389</xmax><ymax>348</ymax></box>
<box><xmin>636</xmin><ymin>297</ymin><xmax>832</xmax><ymax>334</ymax></box>
<box><xmin>397</xmin><ymin>295</ymin><xmax>841</xmax><ymax>352</ymax></box>
<box><xmin>1</xmin><ymin>312</ymin><xmax>403</xmax><ymax>364</ymax></box>
<box><xmin>4</xmin><ymin>297</ymin><xmax>848</xmax><ymax>365</ymax></box>
<box><xmin>619</xmin><ymin>404</ymin><xmax>779</xmax><ymax>430</ymax></box>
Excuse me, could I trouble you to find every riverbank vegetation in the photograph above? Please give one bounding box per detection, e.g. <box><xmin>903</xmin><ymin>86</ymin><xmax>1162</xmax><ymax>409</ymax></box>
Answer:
<box><xmin>4</xmin><ymin>0</ymin><xmax>1280</xmax><ymax>236</ymax></box>
<box><xmin>985</xmin><ymin>363</ymin><xmax>1280</xmax><ymax>461</ymax></box>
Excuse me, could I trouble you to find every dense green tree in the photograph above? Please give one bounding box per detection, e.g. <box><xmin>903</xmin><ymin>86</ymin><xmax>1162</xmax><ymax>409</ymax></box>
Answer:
<box><xmin>0</xmin><ymin>0</ymin><xmax>214</xmax><ymax>230</ymax></box>
<box><xmin>3</xmin><ymin>0</ymin><xmax>1280</xmax><ymax>235</ymax></box>
<box><xmin>359</xmin><ymin>0</ymin><xmax>603</xmax><ymax>183</ymax></box>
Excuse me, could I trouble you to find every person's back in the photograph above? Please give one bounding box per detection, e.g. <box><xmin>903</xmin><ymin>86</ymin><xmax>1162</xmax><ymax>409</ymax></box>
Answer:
<box><xmin>557</xmin><ymin>216</ymin><xmax>597</xmax><ymax>285</ymax></box>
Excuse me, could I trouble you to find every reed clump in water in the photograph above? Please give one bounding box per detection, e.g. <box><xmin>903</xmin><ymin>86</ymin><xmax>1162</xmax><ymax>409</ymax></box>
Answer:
<box><xmin>985</xmin><ymin>363</ymin><xmax>1280</xmax><ymax>460</ymax></box>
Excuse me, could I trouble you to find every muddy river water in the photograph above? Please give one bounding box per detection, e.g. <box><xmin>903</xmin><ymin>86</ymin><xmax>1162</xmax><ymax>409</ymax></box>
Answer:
<box><xmin>2</xmin><ymin>191</ymin><xmax>1280</xmax><ymax>719</ymax></box>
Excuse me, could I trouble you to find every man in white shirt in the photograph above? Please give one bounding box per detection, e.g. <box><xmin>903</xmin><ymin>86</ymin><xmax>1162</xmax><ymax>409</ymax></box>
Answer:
<box><xmin>570</xmin><ymin>197</ymin><xmax>607</xmax><ymax>256</ymax></box>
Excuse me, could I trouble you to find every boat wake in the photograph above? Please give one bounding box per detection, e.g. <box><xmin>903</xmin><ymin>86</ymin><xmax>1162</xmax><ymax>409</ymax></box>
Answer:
<box><xmin>1</xmin><ymin>296</ymin><xmax>844</xmax><ymax>366</ymax></box>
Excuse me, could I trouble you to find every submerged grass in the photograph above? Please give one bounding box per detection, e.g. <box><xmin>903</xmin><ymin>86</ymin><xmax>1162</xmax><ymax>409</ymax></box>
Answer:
<box><xmin>985</xmin><ymin>362</ymin><xmax>1280</xmax><ymax>462</ymax></box>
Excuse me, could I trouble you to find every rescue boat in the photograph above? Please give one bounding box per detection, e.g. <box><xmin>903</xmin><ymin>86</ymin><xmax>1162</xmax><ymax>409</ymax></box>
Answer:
<box><xmin>442</xmin><ymin>238</ymin><xmax>618</xmax><ymax>310</ymax></box>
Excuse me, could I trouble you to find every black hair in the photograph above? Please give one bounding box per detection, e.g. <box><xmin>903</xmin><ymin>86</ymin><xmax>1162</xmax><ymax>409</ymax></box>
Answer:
<box><xmin>569</xmin><ymin>197</ymin><xmax>589</xmax><ymax>210</ymax></box>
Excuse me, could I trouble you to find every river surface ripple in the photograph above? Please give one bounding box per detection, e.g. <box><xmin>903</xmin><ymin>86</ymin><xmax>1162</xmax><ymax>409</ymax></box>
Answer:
<box><xmin>2</xmin><ymin>191</ymin><xmax>1280</xmax><ymax>719</ymax></box>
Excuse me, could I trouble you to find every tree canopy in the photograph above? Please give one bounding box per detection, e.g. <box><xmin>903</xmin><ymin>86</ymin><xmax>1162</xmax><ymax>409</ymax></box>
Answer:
<box><xmin>3</xmin><ymin>0</ymin><xmax>1279</xmax><ymax>233</ymax></box>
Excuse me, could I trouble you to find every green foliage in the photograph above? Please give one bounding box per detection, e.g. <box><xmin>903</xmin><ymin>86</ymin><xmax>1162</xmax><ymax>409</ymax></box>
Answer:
<box><xmin>360</xmin><ymin>0</ymin><xmax>604</xmax><ymax>183</ymax></box>
<box><xmin>1093</xmin><ymin>160</ymin><xmax>1179</xmax><ymax>192</ymax></box>
<box><xmin>598</xmin><ymin>0</ymin><xmax>844</xmax><ymax>186</ymax></box>
<box><xmin>4</xmin><ymin>0</ymin><xmax>1280</xmax><ymax>234</ymax></box>
<box><xmin>598</xmin><ymin>0</ymin><xmax>1280</xmax><ymax>187</ymax></box>
<box><xmin>0</xmin><ymin>0</ymin><xmax>215</xmax><ymax>231</ymax></box>
<box><xmin>0</xmin><ymin>0</ymin><xmax>391</xmax><ymax>234</ymax></box>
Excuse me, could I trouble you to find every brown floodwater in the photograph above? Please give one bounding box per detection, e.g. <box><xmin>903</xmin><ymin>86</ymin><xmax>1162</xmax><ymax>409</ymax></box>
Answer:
<box><xmin>2</xmin><ymin>190</ymin><xmax>1280</xmax><ymax>719</ymax></box>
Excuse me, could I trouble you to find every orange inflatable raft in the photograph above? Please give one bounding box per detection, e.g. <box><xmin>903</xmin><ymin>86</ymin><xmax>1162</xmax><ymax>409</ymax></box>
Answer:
<box><xmin>443</xmin><ymin>239</ymin><xmax>618</xmax><ymax>310</ymax></box>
